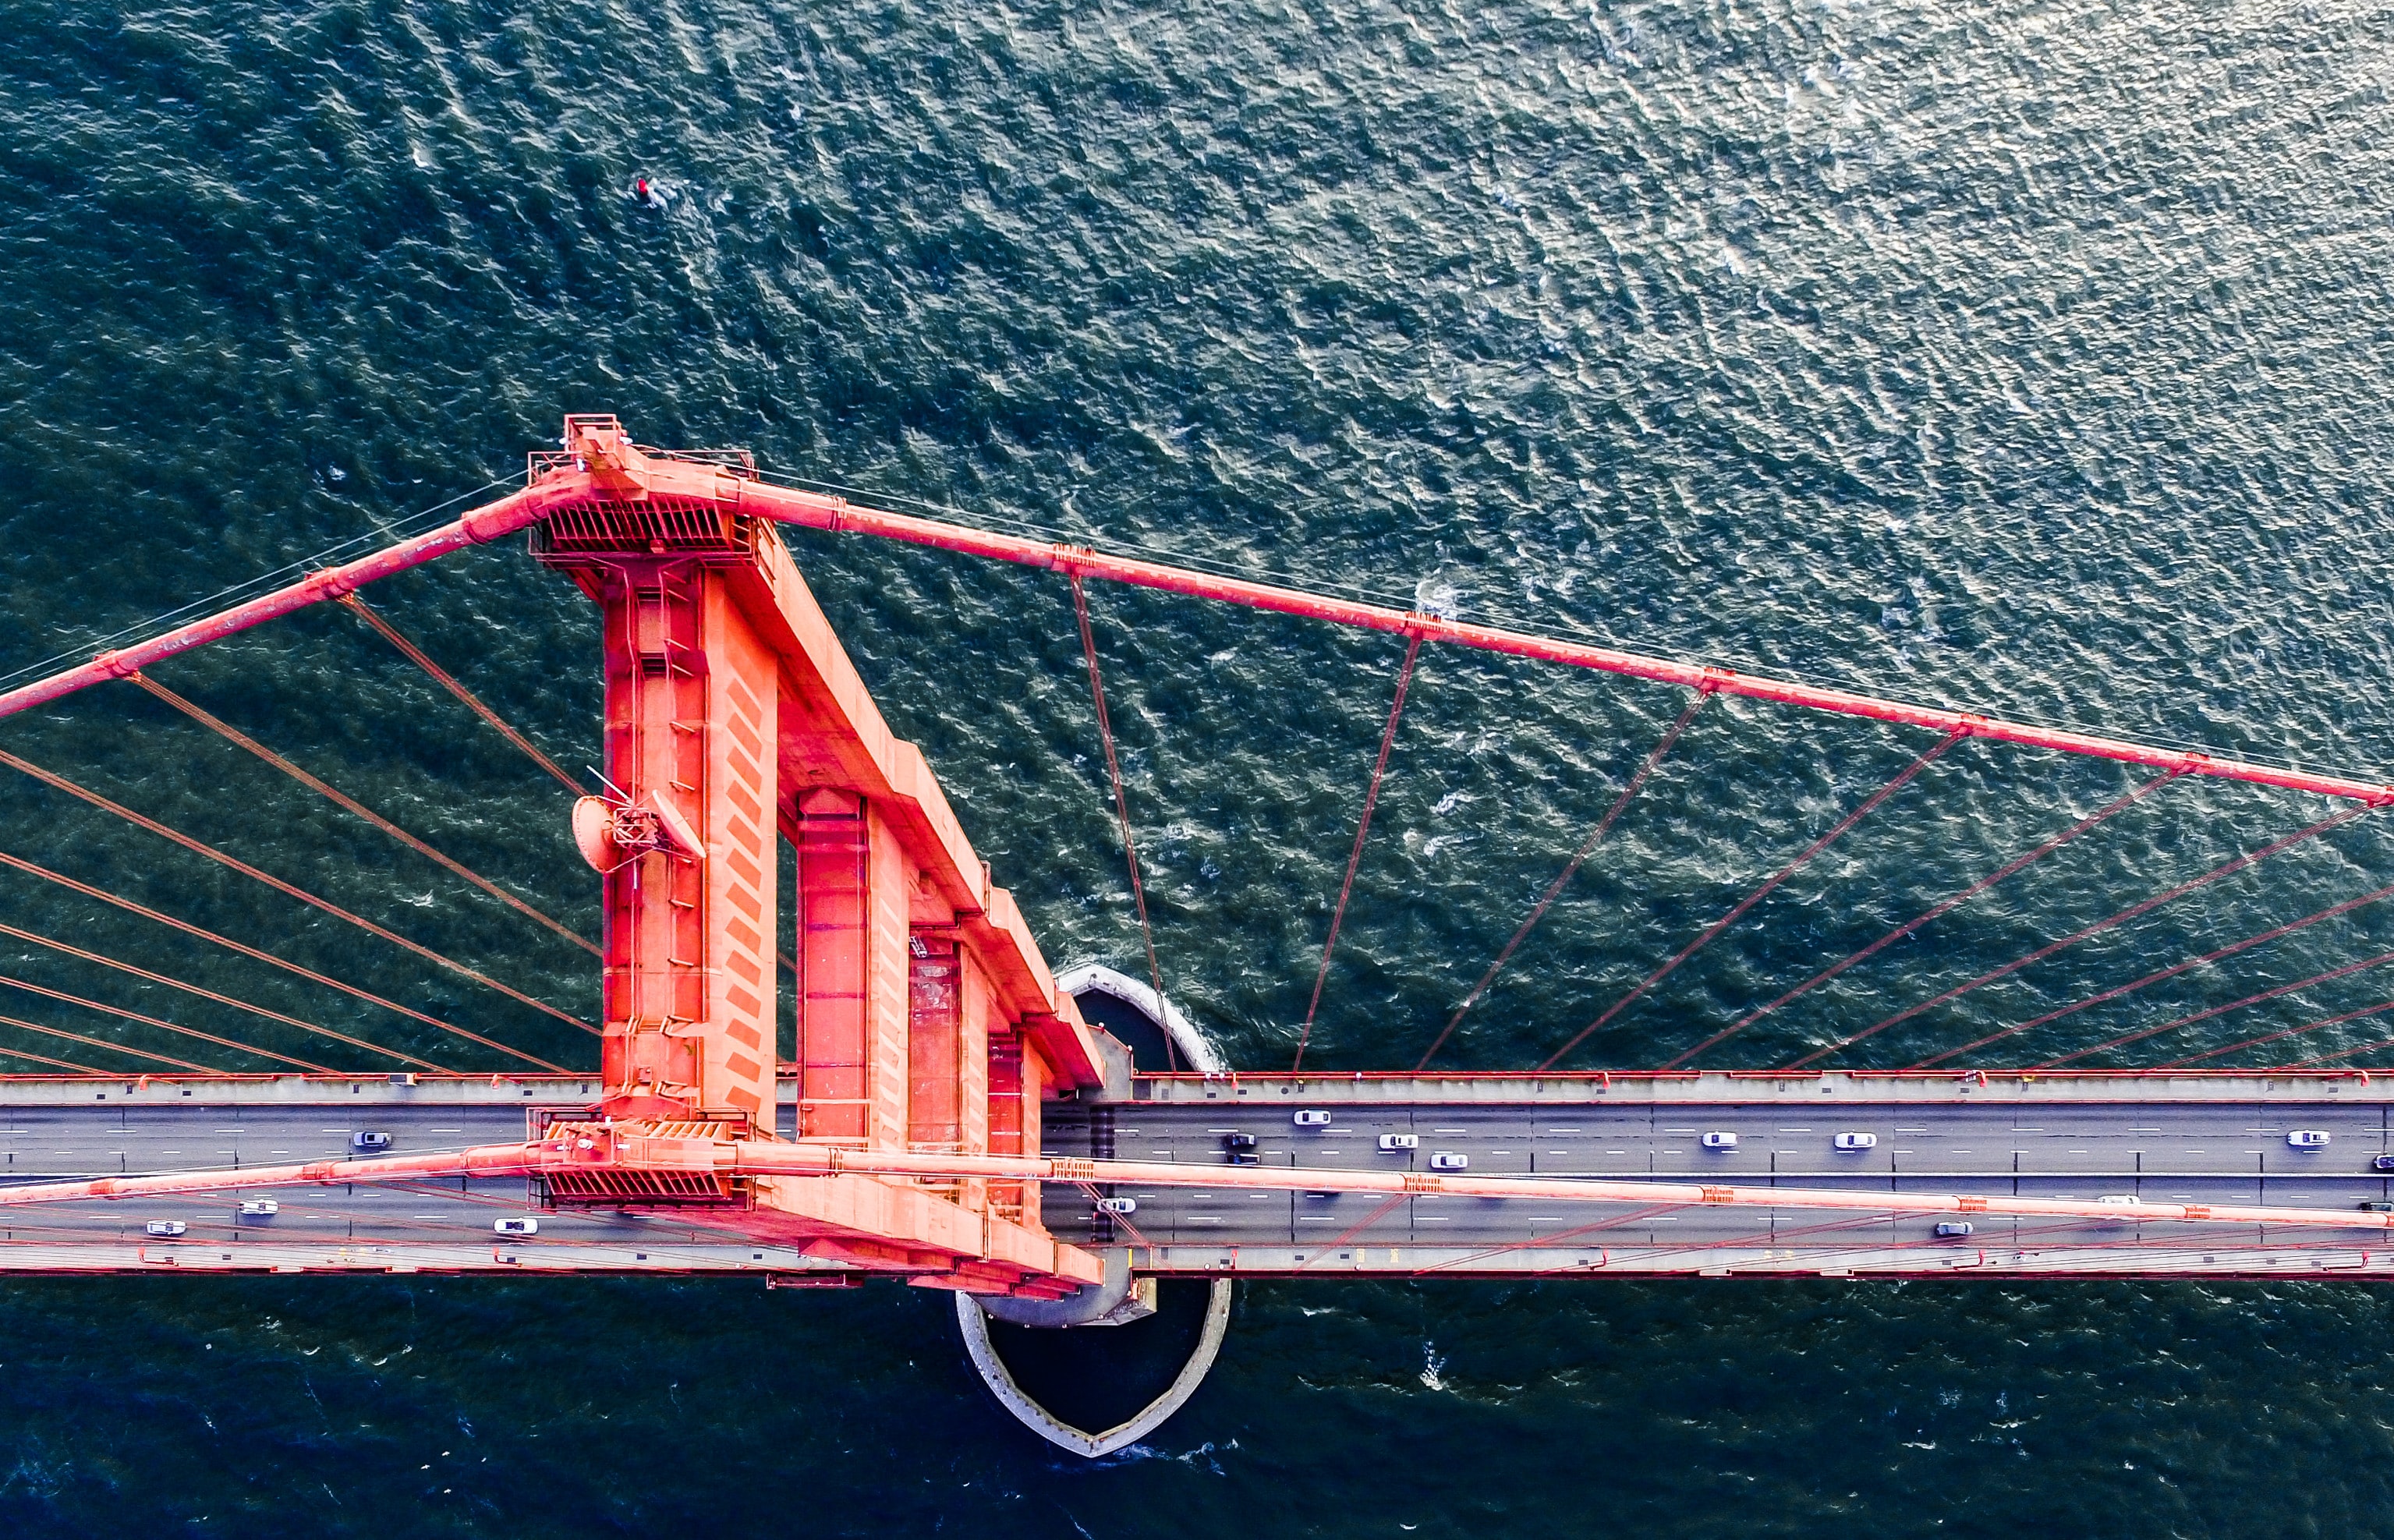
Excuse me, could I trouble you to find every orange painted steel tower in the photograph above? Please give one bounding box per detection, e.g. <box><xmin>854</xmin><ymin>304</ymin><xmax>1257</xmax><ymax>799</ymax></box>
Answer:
<box><xmin>534</xmin><ymin>417</ymin><xmax>1122</xmax><ymax>1300</ymax></box>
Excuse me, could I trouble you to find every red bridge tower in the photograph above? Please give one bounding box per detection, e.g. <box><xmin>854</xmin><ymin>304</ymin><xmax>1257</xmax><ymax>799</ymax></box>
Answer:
<box><xmin>540</xmin><ymin>417</ymin><xmax>1124</xmax><ymax>1298</ymax></box>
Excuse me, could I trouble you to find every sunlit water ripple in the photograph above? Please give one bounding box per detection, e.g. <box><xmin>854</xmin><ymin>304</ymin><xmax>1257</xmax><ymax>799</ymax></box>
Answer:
<box><xmin>4</xmin><ymin>0</ymin><xmax>2394</xmax><ymax>1533</ymax></box>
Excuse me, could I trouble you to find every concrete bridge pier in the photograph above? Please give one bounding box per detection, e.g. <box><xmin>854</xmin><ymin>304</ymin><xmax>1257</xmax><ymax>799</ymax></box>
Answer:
<box><xmin>961</xmin><ymin>968</ymin><xmax>1233</xmax><ymax>1457</ymax></box>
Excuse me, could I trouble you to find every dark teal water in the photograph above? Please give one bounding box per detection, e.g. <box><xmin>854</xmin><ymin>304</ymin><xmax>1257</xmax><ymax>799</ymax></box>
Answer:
<box><xmin>7</xmin><ymin>0</ymin><xmax>2394</xmax><ymax>1531</ymax></box>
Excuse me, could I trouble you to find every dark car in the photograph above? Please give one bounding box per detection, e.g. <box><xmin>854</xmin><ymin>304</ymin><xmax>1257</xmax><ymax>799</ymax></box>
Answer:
<box><xmin>2361</xmin><ymin>1201</ymin><xmax>2394</xmax><ymax>1213</ymax></box>
<box><xmin>350</xmin><ymin>1131</ymin><xmax>392</xmax><ymax>1152</ymax></box>
<box><xmin>1222</xmin><ymin>1131</ymin><xmax>1259</xmax><ymax>1166</ymax></box>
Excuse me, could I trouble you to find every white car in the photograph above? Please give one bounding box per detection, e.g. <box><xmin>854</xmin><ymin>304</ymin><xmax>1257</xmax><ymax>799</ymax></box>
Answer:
<box><xmin>1700</xmin><ymin>1131</ymin><xmax>1739</xmax><ymax>1151</ymax></box>
<box><xmin>236</xmin><ymin>1199</ymin><xmax>278</xmax><ymax>1218</ymax></box>
<box><xmin>1292</xmin><ymin>1110</ymin><xmax>1332</xmax><ymax>1127</ymax></box>
<box><xmin>1428</xmin><ymin>1152</ymin><xmax>1469</xmax><ymax>1172</ymax></box>
<box><xmin>2096</xmin><ymin>1195</ymin><xmax>2144</xmax><ymax>1207</ymax></box>
<box><xmin>1832</xmin><ymin>1132</ymin><xmax>1878</xmax><ymax>1152</ymax></box>
<box><xmin>1094</xmin><ymin>1196</ymin><xmax>1137</xmax><ymax>1215</ymax></box>
<box><xmin>2288</xmin><ymin>1130</ymin><xmax>2332</xmax><ymax>1149</ymax></box>
<box><xmin>493</xmin><ymin>1216</ymin><xmax>539</xmax><ymax>1237</ymax></box>
<box><xmin>1934</xmin><ymin>1221</ymin><xmax>1974</xmax><ymax>1239</ymax></box>
<box><xmin>1378</xmin><ymin>1133</ymin><xmax>1419</xmax><ymax>1152</ymax></box>
<box><xmin>144</xmin><ymin>1220</ymin><xmax>186</xmax><ymax>1237</ymax></box>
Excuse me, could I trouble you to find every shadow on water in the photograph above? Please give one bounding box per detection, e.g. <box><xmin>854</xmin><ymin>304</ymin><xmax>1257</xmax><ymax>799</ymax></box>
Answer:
<box><xmin>982</xmin><ymin>1276</ymin><xmax>1220</xmax><ymax>1434</ymax></box>
<box><xmin>1074</xmin><ymin>986</ymin><xmax>1174</xmax><ymax>1072</ymax></box>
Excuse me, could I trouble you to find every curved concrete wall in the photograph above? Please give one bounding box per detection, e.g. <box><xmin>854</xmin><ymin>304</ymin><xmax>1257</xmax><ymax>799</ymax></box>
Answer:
<box><xmin>1054</xmin><ymin>963</ymin><xmax>1226</xmax><ymax>1074</ymax></box>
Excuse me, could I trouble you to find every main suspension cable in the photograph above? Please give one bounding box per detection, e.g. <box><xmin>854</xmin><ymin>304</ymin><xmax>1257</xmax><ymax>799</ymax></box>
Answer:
<box><xmin>0</xmin><ymin>1009</ymin><xmax>207</xmax><ymax>1073</ymax></box>
<box><xmin>0</xmin><ymin>975</ymin><xmax>314</xmax><ymax>1071</ymax></box>
<box><xmin>0</xmin><ymin>748</ymin><xmax>598</xmax><ymax>1036</ymax></box>
<box><xmin>131</xmin><ymin>672</ymin><xmax>597</xmax><ymax>958</ymax></box>
<box><xmin>1659</xmin><ymin>769</ymin><xmax>2177</xmax><ymax>1070</ymax></box>
<box><xmin>1539</xmin><ymin>729</ymin><xmax>1965</xmax><ymax>1073</ymax></box>
<box><xmin>338</xmin><ymin>593</ymin><xmax>582</xmax><ymax>793</ymax></box>
<box><xmin>0</xmin><ymin>476</ymin><xmax>517</xmax><ymax>697</ymax></box>
<box><xmin>742</xmin><ymin>469</ymin><xmax>2394</xmax><ymax>804</ymax></box>
<box><xmin>1788</xmin><ymin>804</ymin><xmax>2369</xmax><ymax>1070</ymax></box>
<box><xmin>1921</xmin><ymin>874</ymin><xmax>2394</xmax><ymax>1067</ymax></box>
<box><xmin>2034</xmin><ymin>947</ymin><xmax>2394</xmax><ymax>1068</ymax></box>
<box><xmin>1417</xmin><ymin>692</ymin><xmax>1704</xmax><ymax>1071</ymax></box>
<box><xmin>0</xmin><ymin>917</ymin><xmax>443</xmax><ymax>1071</ymax></box>
<box><xmin>0</xmin><ymin>848</ymin><xmax>568</xmax><ymax>1070</ymax></box>
<box><xmin>1294</xmin><ymin>632</ymin><xmax>1423</xmax><ymax>1073</ymax></box>
<box><xmin>1069</xmin><ymin>575</ymin><xmax>1170</xmax><ymax>1064</ymax></box>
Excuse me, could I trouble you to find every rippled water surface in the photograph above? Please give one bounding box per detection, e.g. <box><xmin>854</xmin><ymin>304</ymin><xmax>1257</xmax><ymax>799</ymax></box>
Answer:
<box><xmin>6</xmin><ymin>0</ymin><xmax>2394</xmax><ymax>1532</ymax></box>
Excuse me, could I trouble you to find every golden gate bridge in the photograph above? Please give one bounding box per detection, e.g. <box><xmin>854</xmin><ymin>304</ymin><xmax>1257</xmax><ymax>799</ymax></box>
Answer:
<box><xmin>3</xmin><ymin>415</ymin><xmax>2392</xmax><ymax>1453</ymax></box>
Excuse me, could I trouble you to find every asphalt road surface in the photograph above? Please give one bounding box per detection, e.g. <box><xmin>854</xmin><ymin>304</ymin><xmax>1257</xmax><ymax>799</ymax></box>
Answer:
<box><xmin>1040</xmin><ymin>1099</ymin><xmax>2394</xmax><ymax>1267</ymax></box>
<box><xmin>6</xmin><ymin>1089</ymin><xmax>2392</xmax><ymax>1276</ymax></box>
<box><xmin>0</xmin><ymin>1098</ymin><xmax>822</xmax><ymax>1273</ymax></box>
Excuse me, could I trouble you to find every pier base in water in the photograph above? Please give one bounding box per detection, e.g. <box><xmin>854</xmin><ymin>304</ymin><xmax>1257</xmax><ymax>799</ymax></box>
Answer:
<box><xmin>960</xmin><ymin>965</ymin><xmax>1230</xmax><ymax>1456</ymax></box>
<box><xmin>958</xmin><ymin>1277</ymin><xmax>1234</xmax><ymax>1457</ymax></box>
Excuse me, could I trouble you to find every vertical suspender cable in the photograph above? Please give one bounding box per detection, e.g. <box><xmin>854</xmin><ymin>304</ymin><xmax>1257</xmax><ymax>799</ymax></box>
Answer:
<box><xmin>0</xmin><ymin>848</ymin><xmax>568</xmax><ymax>1068</ymax></box>
<box><xmin>2279</xmin><ymin>1008</ymin><xmax>2394</xmax><ymax>1067</ymax></box>
<box><xmin>1790</xmin><ymin>803</ymin><xmax>2371</xmax><ymax>1070</ymax></box>
<box><xmin>0</xmin><ymin>1043</ymin><xmax>103</xmax><ymax>1075</ymax></box>
<box><xmin>0</xmin><ymin>748</ymin><xmax>597</xmax><ymax>1036</ymax></box>
<box><xmin>1657</xmin><ymin>769</ymin><xmax>2179</xmax><ymax>1069</ymax></box>
<box><xmin>1417</xmin><ymin>692</ymin><xmax>1703</xmax><ymax>1071</ymax></box>
<box><xmin>0</xmin><ymin>918</ymin><xmax>444</xmax><ymax>1071</ymax></box>
<box><xmin>1936</xmin><ymin>873</ymin><xmax>2394</xmax><ymax>1067</ymax></box>
<box><xmin>1070</xmin><ymin>575</ymin><xmax>1171</xmax><ymax>1065</ymax></box>
<box><xmin>1293</xmin><ymin>632</ymin><xmax>1423</xmax><ymax>1073</ymax></box>
<box><xmin>339</xmin><ymin>593</ymin><xmax>583</xmax><ymax>792</ymax></box>
<box><xmin>1882</xmin><ymin>806</ymin><xmax>2373</xmax><ymax>1067</ymax></box>
<box><xmin>129</xmin><ymin>673</ymin><xmax>598</xmax><ymax>957</ymax></box>
<box><xmin>0</xmin><ymin>1011</ymin><xmax>209</xmax><ymax>1074</ymax></box>
<box><xmin>2033</xmin><ymin>946</ymin><xmax>2394</xmax><ymax>1068</ymax></box>
<box><xmin>1408</xmin><ymin>1202</ymin><xmax>1692</xmax><ymax>1275</ymax></box>
<box><xmin>2173</xmin><ymin>1000</ymin><xmax>2394</xmax><ymax>1067</ymax></box>
<box><xmin>1537</xmin><ymin>729</ymin><xmax>1965</xmax><ymax>1073</ymax></box>
<box><xmin>1291</xmin><ymin>1191</ymin><xmax>1414</xmax><ymax>1270</ymax></box>
<box><xmin>0</xmin><ymin>975</ymin><xmax>321</xmax><ymax>1071</ymax></box>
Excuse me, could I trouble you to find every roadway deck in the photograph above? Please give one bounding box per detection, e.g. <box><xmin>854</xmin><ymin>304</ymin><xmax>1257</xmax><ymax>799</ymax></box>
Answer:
<box><xmin>5</xmin><ymin>1073</ymin><xmax>2394</xmax><ymax>1280</ymax></box>
<box><xmin>0</xmin><ymin>1076</ymin><xmax>837</xmax><ymax>1279</ymax></box>
<box><xmin>1041</xmin><ymin>1072</ymin><xmax>2394</xmax><ymax>1280</ymax></box>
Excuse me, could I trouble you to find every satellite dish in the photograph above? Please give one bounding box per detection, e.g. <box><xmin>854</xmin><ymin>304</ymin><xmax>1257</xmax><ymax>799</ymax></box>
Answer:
<box><xmin>572</xmin><ymin>795</ymin><xmax>617</xmax><ymax>872</ymax></box>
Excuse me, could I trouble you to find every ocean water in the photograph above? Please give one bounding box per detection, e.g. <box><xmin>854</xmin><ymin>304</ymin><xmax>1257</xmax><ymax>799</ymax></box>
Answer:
<box><xmin>5</xmin><ymin>0</ymin><xmax>2394</xmax><ymax>1531</ymax></box>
